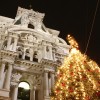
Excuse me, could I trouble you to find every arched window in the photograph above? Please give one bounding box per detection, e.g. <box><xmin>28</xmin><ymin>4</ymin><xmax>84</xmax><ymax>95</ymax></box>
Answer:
<box><xmin>33</xmin><ymin>51</ymin><xmax>38</xmax><ymax>62</ymax></box>
<box><xmin>25</xmin><ymin>49</ymin><xmax>30</xmax><ymax>60</ymax></box>
<box><xmin>18</xmin><ymin>82</ymin><xmax>30</xmax><ymax>100</ymax></box>
<box><xmin>17</xmin><ymin>47</ymin><xmax>23</xmax><ymax>59</ymax></box>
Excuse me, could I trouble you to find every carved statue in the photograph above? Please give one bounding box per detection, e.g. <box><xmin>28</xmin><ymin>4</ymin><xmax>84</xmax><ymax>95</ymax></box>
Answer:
<box><xmin>21</xmin><ymin>12</ymin><xmax>29</xmax><ymax>26</ymax></box>
<box><xmin>27</xmin><ymin>34</ymin><xmax>34</xmax><ymax>42</ymax></box>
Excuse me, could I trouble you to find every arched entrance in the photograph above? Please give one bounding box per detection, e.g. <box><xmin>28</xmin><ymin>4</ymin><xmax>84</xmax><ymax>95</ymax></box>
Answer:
<box><xmin>18</xmin><ymin>82</ymin><xmax>30</xmax><ymax>100</ymax></box>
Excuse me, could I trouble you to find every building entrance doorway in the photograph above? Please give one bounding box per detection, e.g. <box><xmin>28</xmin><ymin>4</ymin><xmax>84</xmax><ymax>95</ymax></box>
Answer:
<box><xmin>18</xmin><ymin>82</ymin><xmax>30</xmax><ymax>100</ymax></box>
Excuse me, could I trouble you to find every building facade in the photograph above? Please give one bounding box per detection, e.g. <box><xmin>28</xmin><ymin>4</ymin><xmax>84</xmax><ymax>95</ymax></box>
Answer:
<box><xmin>0</xmin><ymin>7</ymin><xmax>70</xmax><ymax>100</ymax></box>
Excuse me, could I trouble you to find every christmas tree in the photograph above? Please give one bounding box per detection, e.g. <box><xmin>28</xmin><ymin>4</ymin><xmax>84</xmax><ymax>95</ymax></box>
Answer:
<box><xmin>51</xmin><ymin>35</ymin><xmax>100</xmax><ymax>100</ymax></box>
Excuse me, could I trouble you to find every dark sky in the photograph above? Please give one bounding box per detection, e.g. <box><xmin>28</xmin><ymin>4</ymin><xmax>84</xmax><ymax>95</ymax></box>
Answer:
<box><xmin>0</xmin><ymin>0</ymin><xmax>100</xmax><ymax>65</ymax></box>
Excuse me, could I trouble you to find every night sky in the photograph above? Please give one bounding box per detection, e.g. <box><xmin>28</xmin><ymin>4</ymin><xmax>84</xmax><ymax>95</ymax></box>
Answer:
<box><xmin>0</xmin><ymin>0</ymin><xmax>100</xmax><ymax>65</ymax></box>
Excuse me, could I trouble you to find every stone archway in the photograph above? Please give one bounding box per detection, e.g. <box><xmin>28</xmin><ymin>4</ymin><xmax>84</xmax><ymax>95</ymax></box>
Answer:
<box><xmin>18</xmin><ymin>82</ymin><xmax>30</xmax><ymax>100</ymax></box>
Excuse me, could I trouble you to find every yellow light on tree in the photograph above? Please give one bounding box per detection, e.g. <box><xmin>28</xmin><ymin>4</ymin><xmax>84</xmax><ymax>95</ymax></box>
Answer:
<box><xmin>51</xmin><ymin>35</ymin><xmax>100</xmax><ymax>100</ymax></box>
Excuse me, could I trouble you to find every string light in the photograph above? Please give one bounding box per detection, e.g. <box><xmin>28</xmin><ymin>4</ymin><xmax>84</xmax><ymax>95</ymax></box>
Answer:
<box><xmin>51</xmin><ymin>35</ymin><xmax>100</xmax><ymax>100</ymax></box>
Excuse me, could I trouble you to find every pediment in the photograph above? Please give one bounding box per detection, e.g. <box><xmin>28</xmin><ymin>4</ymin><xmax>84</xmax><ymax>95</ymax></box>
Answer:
<box><xmin>13</xmin><ymin>7</ymin><xmax>46</xmax><ymax>31</ymax></box>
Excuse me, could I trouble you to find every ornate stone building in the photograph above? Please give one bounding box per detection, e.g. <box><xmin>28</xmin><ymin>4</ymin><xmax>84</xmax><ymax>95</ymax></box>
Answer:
<box><xmin>0</xmin><ymin>7</ymin><xmax>70</xmax><ymax>100</ymax></box>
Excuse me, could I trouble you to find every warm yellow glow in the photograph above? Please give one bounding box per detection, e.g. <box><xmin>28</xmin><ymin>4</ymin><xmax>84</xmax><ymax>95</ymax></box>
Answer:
<box><xmin>70</xmin><ymin>48</ymin><xmax>77</xmax><ymax>54</ymax></box>
<box><xmin>67</xmin><ymin>34</ymin><xmax>79</xmax><ymax>48</ymax></box>
<box><xmin>51</xmin><ymin>35</ymin><xmax>100</xmax><ymax>100</ymax></box>
<box><xmin>19</xmin><ymin>82</ymin><xmax>30</xmax><ymax>90</ymax></box>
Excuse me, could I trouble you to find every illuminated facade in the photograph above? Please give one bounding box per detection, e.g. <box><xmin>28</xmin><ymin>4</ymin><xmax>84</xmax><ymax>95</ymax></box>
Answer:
<box><xmin>0</xmin><ymin>7</ymin><xmax>70</xmax><ymax>100</ymax></box>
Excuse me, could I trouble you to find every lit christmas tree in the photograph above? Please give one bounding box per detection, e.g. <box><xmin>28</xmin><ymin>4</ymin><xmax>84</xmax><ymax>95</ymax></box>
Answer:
<box><xmin>51</xmin><ymin>35</ymin><xmax>100</xmax><ymax>100</ymax></box>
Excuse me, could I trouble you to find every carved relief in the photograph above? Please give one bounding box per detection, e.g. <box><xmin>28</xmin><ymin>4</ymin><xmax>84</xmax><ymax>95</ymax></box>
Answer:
<box><xmin>11</xmin><ymin>73</ymin><xmax>22</xmax><ymax>82</ymax></box>
<box><xmin>0</xmin><ymin>7</ymin><xmax>70</xmax><ymax>100</ymax></box>
<box><xmin>33</xmin><ymin>75</ymin><xmax>42</xmax><ymax>87</ymax></box>
<box><xmin>11</xmin><ymin>73</ymin><xmax>21</xmax><ymax>86</ymax></box>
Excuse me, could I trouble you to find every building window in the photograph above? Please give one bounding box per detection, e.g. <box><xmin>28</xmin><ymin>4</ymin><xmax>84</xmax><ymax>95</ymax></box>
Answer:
<box><xmin>25</xmin><ymin>49</ymin><xmax>30</xmax><ymax>60</ymax></box>
<box><xmin>33</xmin><ymin>51</ymin><xmax>38</xmax><ymax>62</ymax></box>
<box><xmin>28</xmin><ymin>24</ymin><xmax>34</xmax><ymax>29</ymax></box>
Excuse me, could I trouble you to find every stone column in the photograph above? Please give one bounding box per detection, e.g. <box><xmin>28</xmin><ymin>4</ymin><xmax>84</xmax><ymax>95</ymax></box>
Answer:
<box><xmin>13</xmin><ymin>37</ymin><xmax>18</xmax><ymax>51</ymax></box>
<box><xmin>12</xmin><ymin>85</ymin><xmax>18</xmax><ymax>100</ymax></box>
<box><xmin>4</xmin><ymin>63</ymin><xmax>13</xmax><ymax>90</ymax></box>
<box><xmin>38</xmin><ymin>50</ymin><xmax>42</xmax><ymax>62</ymax></box>
<box><xmin>0</xmin><ymin>62</ymin><xmax>5</xmax><ymax>80</ymax></box>
<box><xmin>53</xmin><ymin>52</ymin><xmax>55</xmax><ymax>61</ymax></box>
<box><xmin>51</xmin><ymin>72</ymin><xmax>55</xmax><ymax>89</ymax></box>
<box><xmin>22</xmin><ymin>48</ymin><xmax>26</xmax><ymax>59</ymax></box>
<box><xmin>44</xmin><ymin>70</ymin><xmax>49</xmax><ymax>97</ymax></box>
<box><xmin>7</xmin><ymin>36</ymin><xmax>12</xmax><ymax>50</ymax></box>
<box><xmin>33</xmin><ymin>86</ymin><xmax>36</xmax><ymax>100</ymax></box>
<box><xmin>30</xmin><ymin>48</ymin><xmax>34</xmax><ymax>61</ymax></box>
<box><xmin>38</xmin><ymin>78</ymin><xmax>44</xmax><ymax>100</ymax></box>
<box><xmin>43</xmin><ymin>41</ymin><xmax>47</xmax><ymax>59</ymax></box>
<box><xmin>0</xmin><ymin>62</ymin><xmax>6</xmax><ymax>89</ymax></box>
<box><xmin>49</xmin><ymin>78</ymin><xmax>51</xmax><ymax>94</ymax></box>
